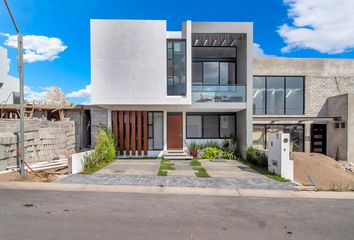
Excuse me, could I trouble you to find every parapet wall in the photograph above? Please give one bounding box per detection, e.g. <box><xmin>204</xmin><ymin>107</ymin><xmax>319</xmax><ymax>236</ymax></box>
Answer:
<box><xmin>0</xmin><ymin>119</ymin><xmax>75</xmax><ymax>171</ymax></box>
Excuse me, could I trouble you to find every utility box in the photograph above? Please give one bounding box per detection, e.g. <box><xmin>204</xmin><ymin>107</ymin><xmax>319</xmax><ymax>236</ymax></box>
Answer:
<box><xmin>267</xmin><ymin>133</ymin><xmax>294</xmax><ymax>181</ymax></box>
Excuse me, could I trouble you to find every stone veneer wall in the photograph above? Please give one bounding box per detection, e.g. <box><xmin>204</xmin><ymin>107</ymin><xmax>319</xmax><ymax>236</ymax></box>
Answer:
<box><xmin>0</xmin><ymin>119</ymin><xmax>75</xmax><ymax>171</ymax></box>
<box><xmin>90</xmin><ymin>106</ymin><xmax>108</xmax><ymax>147</ymax></box>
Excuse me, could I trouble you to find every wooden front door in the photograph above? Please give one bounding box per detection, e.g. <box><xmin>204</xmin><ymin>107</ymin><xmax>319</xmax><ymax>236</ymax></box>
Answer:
<box><xmin>311</xmin><ymin>124</ymin><xmax>327</xmax><ymax>154</ymax></box>
<box><xmin>167</xmin><ymin>113</ymin><xmax>183</xmax><ymax>150</ymax></box>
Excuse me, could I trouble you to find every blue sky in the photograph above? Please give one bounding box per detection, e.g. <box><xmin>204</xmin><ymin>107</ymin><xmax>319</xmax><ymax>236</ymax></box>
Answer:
<box><xmin>0</xmin><ymin>0</ymin><xmax>353</xmax><ymax>103</ymax></box>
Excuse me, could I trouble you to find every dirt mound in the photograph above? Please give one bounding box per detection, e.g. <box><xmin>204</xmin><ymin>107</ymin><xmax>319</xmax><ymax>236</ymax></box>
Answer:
<box><xmin>292</xmin><ymin>152</ymin><xmax>354</xmax><ymax>190</ymax></box>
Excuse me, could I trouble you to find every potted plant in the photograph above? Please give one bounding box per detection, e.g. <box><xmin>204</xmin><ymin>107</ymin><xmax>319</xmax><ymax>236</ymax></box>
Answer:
<box><xmin>187</xmin><ymin>142</ymin><xmax>199</xmax><ymax>158</ymax></box>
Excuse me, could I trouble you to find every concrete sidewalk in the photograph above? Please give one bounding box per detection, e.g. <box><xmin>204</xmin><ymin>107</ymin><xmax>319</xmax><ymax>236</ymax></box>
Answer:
<box><xmin>1</xmin><ymin>181</ymin><xmax>354</xmax><ymax>199</ymax></box>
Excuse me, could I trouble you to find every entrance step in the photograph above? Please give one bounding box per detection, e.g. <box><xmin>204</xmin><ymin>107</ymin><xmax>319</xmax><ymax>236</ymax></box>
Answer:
<box><xmin>163</xmin><ymin>150</ymin><xmax>193</xmax><ymax>160</ymax></box>
<box><xmin>163</xmin><ymin>155</ymin><xmax>193</xmax><ymax>160</ymax></box>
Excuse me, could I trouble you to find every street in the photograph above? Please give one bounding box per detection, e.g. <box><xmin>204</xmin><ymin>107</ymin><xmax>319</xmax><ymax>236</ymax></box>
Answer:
<box><xmin>0</xmin><ymin>189</ymin><xmax>353</xmax><ymax>240</ymax></box>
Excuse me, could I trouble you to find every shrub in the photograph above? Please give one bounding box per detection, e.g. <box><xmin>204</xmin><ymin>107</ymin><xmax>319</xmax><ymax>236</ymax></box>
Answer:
<box><xmin>246</xmin><ymin>147</ymin><xmax>268</xmax><ymax>168</ymax></box>
<box><xmin>187</xmin><ymin>141</ymin><xmax>200</xmax><ymax>157</ymax></box>
<box><xmin>83</xmin><ymin>151</ymin><xmax>100</xmax><ymax>170</ymax></box>
<box><xmin>201</xmin><ymin>147</ymin><xmax>222</xmax><ymax>160</ymax></box>
<box><xmin>95</xmin><ymin>128</ymin><xmax>116</xmax><ymax>163</ymax></box>
<box><xmin>222</xmin><ymin>150</ymin><xmax>237</xmax><ymax>160</ymax></box>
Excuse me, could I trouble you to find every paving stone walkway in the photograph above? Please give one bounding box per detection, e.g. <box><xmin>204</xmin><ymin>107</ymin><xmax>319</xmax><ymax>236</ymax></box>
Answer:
<box><xmin>59</xmin><ymin>174</ymin><xmax>298</xmax><ymax>190</ymax></box>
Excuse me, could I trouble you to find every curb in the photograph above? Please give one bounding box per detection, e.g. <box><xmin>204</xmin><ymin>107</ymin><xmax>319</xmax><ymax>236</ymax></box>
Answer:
<box><xmin>1</xmin><ymin>181</ymin><xmax>354</xmax><ymax>199</ymax></box>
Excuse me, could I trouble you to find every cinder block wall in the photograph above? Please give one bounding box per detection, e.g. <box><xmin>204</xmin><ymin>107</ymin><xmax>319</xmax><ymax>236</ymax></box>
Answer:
<box><xmin>90</xmin><ymin>106</ymin><xmax>108</xmax><ymax>147</ymax></box>
<box><xmin>254</xmin><ymin>58</ymin><xmax>354</xmax><ymax>117</ymax></box>
<box><xmin>0</xmin><ymin>119</ymin><xmax>75</xmax><ymax>171</ymax></box>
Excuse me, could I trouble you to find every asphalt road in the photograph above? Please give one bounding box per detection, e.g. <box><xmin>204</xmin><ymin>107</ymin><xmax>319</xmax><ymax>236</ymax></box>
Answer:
<box><xmin>0</xmin><ymin>189</ymin><xmax>353</xmax><ymax>240</ymax></box>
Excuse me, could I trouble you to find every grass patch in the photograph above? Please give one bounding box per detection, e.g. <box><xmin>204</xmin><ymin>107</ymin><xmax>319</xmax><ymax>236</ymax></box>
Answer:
<box><xmin>194</xmin><ymin>167</ymin><xmax>210</xmax><ymax>178</ymax></box>
<box><xmin>157</xmin><ymin>170</ymin><xmax>168</xmax><ymax>176</ymax></box>
<box><xmin>190</xmin><ymin>158</ymin><xmax>201</xmax><ymax>166</ymax></box>
<box><xmin>81</xmin><ymin>160</ymin><xmax>113</xmax><ymax>174</ymax></box>
<box><xmin>236</xmin><ymin>158</ymin><xmax>289</xmax><ymax>182</ymax></box>
<box><xmin>157</xmin><ymin>159</ymin><xmax>175</xmax><ymax>176</ymax></box>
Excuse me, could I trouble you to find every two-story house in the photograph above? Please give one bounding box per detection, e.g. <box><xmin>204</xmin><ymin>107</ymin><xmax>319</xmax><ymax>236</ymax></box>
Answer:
<box><xmin>90</xmin><ymin>20</ymin><xmax>253</xmax><ymax>158</ymax></box>
<box><xmin>90</xmin><ymin>19</ymin><xmax>354</xmax><ymax>164</ymax></box>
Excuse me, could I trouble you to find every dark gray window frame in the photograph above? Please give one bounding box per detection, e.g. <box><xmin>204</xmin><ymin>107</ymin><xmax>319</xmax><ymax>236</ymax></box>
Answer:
<box><xmin>186</xmin><ymin>112</ymin><xmax>236</xmax><ymax>139</ymax></box>
<box><xmin>253</xmin><ymin>76</ymin><xmax>305</xmax><ymax>115</ymax></box>
<box><xmin>192</xmin><ymin>46</ymin><xmax>237</xmax><ymax>86</ymax></box>
<box><xmin>148</xmin><ymin>111</ymin><xmax>164</xmax><ymax>150</ymax></box>
<box><xmin>167</xmin><ymin>39</ymin><xmax>187</xmax><ymax>96</ymax></box>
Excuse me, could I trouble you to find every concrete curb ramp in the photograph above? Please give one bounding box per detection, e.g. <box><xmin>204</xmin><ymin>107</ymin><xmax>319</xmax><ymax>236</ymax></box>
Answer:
<box><xmin>1</xmin><ymin>181</ymin><xmax>354</xmax><ymax>199</ymax></box>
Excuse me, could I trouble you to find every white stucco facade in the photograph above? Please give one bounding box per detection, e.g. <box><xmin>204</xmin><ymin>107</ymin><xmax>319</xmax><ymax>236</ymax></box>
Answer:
<box><xmin>0</xmin><ymin>47</ymin><xmax>19</xmax><ymax>104</ymax></box>
<box><xmin>90</xmin><ymin>20</ymin><xmax>253</xmax><ymax>156</ymax></box>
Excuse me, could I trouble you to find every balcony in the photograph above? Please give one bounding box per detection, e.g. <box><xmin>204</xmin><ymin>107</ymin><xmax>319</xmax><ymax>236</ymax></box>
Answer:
<box><xmin>192</xmin><ymin>85</ymin><xmax>246</xmax><ymax>103</ymax></box>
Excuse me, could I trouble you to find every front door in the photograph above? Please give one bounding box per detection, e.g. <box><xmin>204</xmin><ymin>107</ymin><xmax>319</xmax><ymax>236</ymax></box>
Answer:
<box><xmin>311</xmin><ymin>124</ymin><xmax>327</xmax><ymax>154</ymax></box>
<box><xmin>167</xmin><ymin>113</ymin><xmax>183</xmax><ymax>149</ymax></box>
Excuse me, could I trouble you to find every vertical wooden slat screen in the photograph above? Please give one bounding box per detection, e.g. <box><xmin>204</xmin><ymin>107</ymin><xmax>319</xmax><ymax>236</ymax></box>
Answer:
<box><xmin>143</xmin><ymin>111</ymin><xmax>148</xmax><ymax>155</ymax></box>
<box><xmin>113</xmin><ymin>111</ymin><xmax>118</xmax><ymax>151</ymax></box>
<box><xmin>119</xmin><ymin>111</ymin><xmax>124</xmax><ymax>155</ymax></box>
<box><xmin>125</xmin><ymin>111</ymin><xmax>130</xmax><ymax>155</ymax></box>
<box><xmin>131</xmin><ymin>111</ymin><xmax>136</xmax><ymax>155</ymax></box>
<box><xmin>137</xmin><ymin>111</ymin><xmax>142</xmax><ymax>155</ymax></box>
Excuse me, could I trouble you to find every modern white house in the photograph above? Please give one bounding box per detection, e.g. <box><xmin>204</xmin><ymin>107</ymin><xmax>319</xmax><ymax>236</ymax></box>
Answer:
<box><xmin>0</xmin><ymin>47</ymin><xmax>19</xmax><ymax>105</ymax></box>
<box><xmin>91</xmin><ymin>20</ymin><xmax>253</xmax><ymax>158</ymax></box>
<box><xmin>90</xmin><ymin>19</ymin><xmax>354</xmax><ymax>164</ymax></box>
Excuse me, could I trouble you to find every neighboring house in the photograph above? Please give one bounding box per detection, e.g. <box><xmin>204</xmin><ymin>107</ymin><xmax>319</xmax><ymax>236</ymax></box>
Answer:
<box><xmin>90</xmin><ymin>19</ymin><xmax>354</xmax><ymax>163</ymax></box>
<box><xmin>91</xmin><ymin>20</ymin><xmax>253</xmax><ymax>158</ymax></box>
<box><xmin>0</xmin><ymin>47</ymin><xmax>19</xmax><ymax>105</ymax></box>
<box><xmin>253</xmin><ymin>58</ymin><xmax>354</xmax><ymax>163</ymax></box>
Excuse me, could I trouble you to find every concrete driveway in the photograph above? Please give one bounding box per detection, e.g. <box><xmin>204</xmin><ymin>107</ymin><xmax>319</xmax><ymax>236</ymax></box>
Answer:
<box><xmin>95</xmin><ymin>159</ymin><xmax>265</xmax><ymax>179</ymax></box>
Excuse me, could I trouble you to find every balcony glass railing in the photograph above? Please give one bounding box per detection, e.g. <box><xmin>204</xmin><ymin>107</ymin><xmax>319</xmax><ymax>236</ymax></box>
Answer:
<box><xmin>192</xmin><ymin>85</ymin><xmax>246</xmax><ymax>103</ymax></box>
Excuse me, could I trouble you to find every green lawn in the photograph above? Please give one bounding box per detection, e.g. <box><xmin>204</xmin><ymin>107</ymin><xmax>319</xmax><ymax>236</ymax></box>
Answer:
<box><xmin>194</xmin><ymin>167</ymin><xmax>210</xmax><ymax>178</ymax></box>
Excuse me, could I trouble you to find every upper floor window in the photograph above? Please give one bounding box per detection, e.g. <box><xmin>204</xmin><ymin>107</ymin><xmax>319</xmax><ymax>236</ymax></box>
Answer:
<box><xmin>167</xmin><ymin>39</ymin><xmax>186</xmax><ymax>95</ymax></box>
<box><xmin>192</xmin><ymin>47</ymin><xmax>236</xmax><ymax>86</ymax></box>
<box><xmin>253</xmin><ymin>76</ymin><xmax>304</xmax><ymax>115</ymax></box>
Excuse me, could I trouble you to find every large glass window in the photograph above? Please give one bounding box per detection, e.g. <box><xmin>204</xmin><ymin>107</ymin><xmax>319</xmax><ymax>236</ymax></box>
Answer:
<box><xmin>220</xmin><ymin>115</ymin><xmax>236</xmax><ymax>138</ymax></box>
<box><xmin>186</xmin><ymin>115</ymin><xmax>202</xmax><ymax>138</ymax></box>
<box><xmin>167</xmin><ymin>39</ymin><xmax>186</xmax><ymax>95</ymax></box>
<box><xmin>148</xmin><ymin>112</ymin><xmax>163</xmax><ymax>150</ymax></box>
<box><xmin>192</xmin><ymin>62</ymin><xmax>203</xmax><ymax>85</ymax></box>
<box><xmin>203</xmin><ymin>62</ymin><xmax>219</xmax><ymax>85</ymax></box>
<box><xmin>253</xmin><ymin>76</ymin><xmax>266</xmax><ymax>114</ymax></box>
<box><xmin>203</xmin><ymin>115</ymin><xmax>219</xmax><ymax>138</ymax></box>
<box><xmin>252</xmin><ymin>124</ymin><xmax>304</xmax><ymax>152</ymax></box>
<box><xmin>253</xmin><ymin>76</ymin><xmax>304</xmax><ymax>115</ymax></box>
<box><xmin>286</xmin><ymin>77</ymin><xmax>304</xmax><ymax>114</ymax></box>
<box><xmin>267</xmin><ymin>77</ymin><xmax>285</xmax><ymax>115</ymax></box>
<box><xmin>220</xmin><ymin>62</ymin><xmax>236</xmax><ymax>85</ymax></box>
<box><xmin>186</xmin><ymin>113</ymin><xmax>236</xmax><ymax>139</ymax></box>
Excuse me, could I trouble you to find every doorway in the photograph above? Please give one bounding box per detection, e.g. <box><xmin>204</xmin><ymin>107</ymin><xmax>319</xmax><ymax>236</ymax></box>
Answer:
<box><xmin>311</xmin><ymin>124</ymin><xmax>327</xmax><ymax>154</ymax></box>
<box><xmin>167</xmin><ymin>113</ymin><xmax>183</xmax><ymax>150</ymax></box>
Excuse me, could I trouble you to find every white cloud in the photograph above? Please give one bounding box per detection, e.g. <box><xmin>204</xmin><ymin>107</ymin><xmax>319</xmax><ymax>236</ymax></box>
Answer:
<box><xmin>24</xmin><ymin>86</ymin><xmax>47</xmax><ymax>102</ymax></box>
<box><xmin>253</xmin><ymin>43</ymin><xmax>276</xmax><ymax>58</ymax></box>
<box><xmin>1</xmin><ymin>33</ymin><xmax>67</xmax><ymax>63</ymax></box>
<box><xmin>278</xmin><ymin>0</ymin><xmax>354</xmax><ymax>54</ymax></box>
<box><xmin>67</xmin><ymin>84</ymin><xmax>91</xmax><ymax>104</ymax></box>
<box><xmin>67</xmin><ymin>84</ymin><xmax>91</xmax><ymax>98</ymax></box>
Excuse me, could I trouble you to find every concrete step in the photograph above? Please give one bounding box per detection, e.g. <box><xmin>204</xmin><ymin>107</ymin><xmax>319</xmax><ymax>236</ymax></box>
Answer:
<box><xmin>163</xmin><ymin>155</ymin><xmax>193</xmax><ymax>160</ymax></box>
<box><xmin>165</xmin><ymin>149</ymin><xmax>185</xmax><ymax>153</ymax></box>
<box><xmin>163</xmin><ymin>152</ymin><xmax>188</xmax><ymax>156</ymax></box>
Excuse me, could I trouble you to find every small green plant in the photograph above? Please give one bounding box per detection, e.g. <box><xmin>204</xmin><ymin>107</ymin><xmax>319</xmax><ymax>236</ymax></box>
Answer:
<box><xmin>201</xmin><ymin>147</ymin><xmax>222</xmax><ymax>160</ymax></box>
<box><xmin>82</xmin><ymin>128</ymin><xmax>116</xmax><ymax>174</ymax></box>
<box><xmin>201</xmin><ymin>141</ymin><xmax>220</xmax><ymax>149</ymax></box>
<box><xmin>246</xmin><ymin>146</ymin><xmax>268</xmax><ymax>168</ymax></box>
<box><xmin>194</xmin><ymin>167</ymin><xmax>210</xmax><ymax>178</ymax></box>
<box><xmin>222</xmin><ymin>150</ymin><xmax>237</xmax><ymax>160</ymax></box>
<box><xmin>190</xmin><ymin>158</ymin><xmax>202</xmax><ymax>166</ymax></box>
<box><xmin>187</xmin><ymin>141</ymin><xmax>200</xmax><ymax>158</ymax></box>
